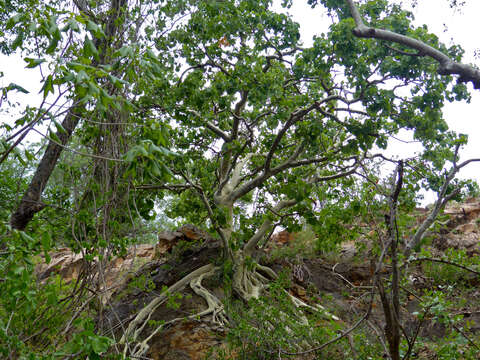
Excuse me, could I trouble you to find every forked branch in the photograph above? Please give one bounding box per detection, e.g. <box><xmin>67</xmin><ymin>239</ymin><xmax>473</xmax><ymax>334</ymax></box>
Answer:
<box><xmin>345</xmin><ymin>0</ymin><xmax>480</xmax><ymax>89</ymax></box>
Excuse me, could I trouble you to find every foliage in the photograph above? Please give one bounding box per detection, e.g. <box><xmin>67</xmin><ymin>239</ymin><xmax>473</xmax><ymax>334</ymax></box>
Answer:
<box><xmin>0</xmin><ymin>222</ymin><xmax>80</xmax><ymax>358</ymax></box>
<box><xmin>222</xmin><ymin>273</ymin><xmax>348</xmax><ymax>359</ymax></box>
<box><xmin>0</xmin><ymin>0</ymin><xmax>480</xmax><ymax>358</ymax></box>
<box><xmin>417</xmin><ymin>247</ymin><xmax>480</xmax><ymax>286</ymax></box>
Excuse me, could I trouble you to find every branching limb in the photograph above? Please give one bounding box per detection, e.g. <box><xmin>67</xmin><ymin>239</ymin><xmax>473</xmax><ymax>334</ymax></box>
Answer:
<box><xmin>309</xmin><ymin>155</ymin><xmax>363</xmax><ymax>183</ymax></box>
<box><xmin>232</xmin><ymin>90</ymin><xmax>248</xmax><ymax>140</ymax></box>
<box><xmin>185</xmin><ymin>108</ymin><xmax>231</xmax><ymax>142</ymax></box>
<box><xmin>407</xmin><ymin>257</ymin><xmax>480</xmax><ymax>276</ymax></box>
<box><xmin>243</xmin><ymin>199</ymin><xmax>297</xmax><ymax>255</ymax></box>
<box><xmin>404</xmin><ymin>149</ymin><xmax>480</xmax><ymax>257</ymax></box>
<box><xmin>134</xmin><ymin>183</ymin><xmax>192</xmax><ymax>192</ymax></box>
<box><xmin>376</xmin><ymin>161</ymin><xmax>404</xmax><ymax>360</ymax></box>
<box><xmin>345</xmin><ymin>0</ymin><xmax>480</xmax><ymax>89</ymax></box>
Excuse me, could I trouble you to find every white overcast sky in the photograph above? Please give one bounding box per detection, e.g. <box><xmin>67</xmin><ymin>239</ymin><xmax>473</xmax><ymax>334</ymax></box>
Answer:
<box><xmin>1</xmin><ymin>0</ymin><xmax>480</xmax><ymax>191</ymax></box>
<box><xmin>283</xmin><ymin>0</ymin><xmax>480</xmax><ymax>187</ymax></box>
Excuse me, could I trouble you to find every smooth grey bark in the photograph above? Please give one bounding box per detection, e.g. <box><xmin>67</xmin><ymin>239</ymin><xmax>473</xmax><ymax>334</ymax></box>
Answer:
<box><xmin>345</xmin><ymin>0</ymin><xmax>480</xmax><ymax>89</ymax></box>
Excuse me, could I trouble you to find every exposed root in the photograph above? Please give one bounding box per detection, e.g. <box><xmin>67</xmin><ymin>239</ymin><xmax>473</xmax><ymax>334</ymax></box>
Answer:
<box><xmin>120</xmin><ymin>264</ymin><xmax>216</xmax><ymax>357</ymax></box>
<box><xmin>119</xmin><ymin>255</ymin><xmax>340</xmax><ymax>358</ymax></box>
<box><xmin>189</xmin><ymin>266</ymin><xmax>228</xmax><ymax>326</ymax></box>
<box><xmin>234</xmin><ymin>262</ymin><xmax>340</xmax><ymax>352</ymax></box>
<box><xmin>285</xmin><ymin>290</ymin><xmax>340</xmax><ymax>321</ymax></box>
<box><xmin>232</xmin><ymin>253</ymin><xmax>275</xmax><ymax>301</ymax></box>
<box><xmin>233</xmin><ymin>258</ymin><xmax>339</xmax><ymax>321</ymax></box>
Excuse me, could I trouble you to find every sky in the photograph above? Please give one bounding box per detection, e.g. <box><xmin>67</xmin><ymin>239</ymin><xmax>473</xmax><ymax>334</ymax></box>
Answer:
<box><xmin>282</xmin><ymin>0</ymin><xmax>480</xmax><ymax>187</ymax></box>
<box><xmin>1</xmin><ymin>0</ymin><xmax>480</xmax><ymax>197</ymax></box>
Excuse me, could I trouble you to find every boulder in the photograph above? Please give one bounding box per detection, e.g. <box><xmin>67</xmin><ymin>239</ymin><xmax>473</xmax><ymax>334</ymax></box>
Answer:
<box><xmin>156</xmin><ymin>224</ymin><xmax>214</xmax><ymax>256</ymax></box>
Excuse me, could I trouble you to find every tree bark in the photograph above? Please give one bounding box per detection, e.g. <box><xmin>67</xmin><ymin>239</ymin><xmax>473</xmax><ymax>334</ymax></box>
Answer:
<box><xmin>345</xmin><ymin>0</ymin><xmax>480</xmax><ymax>89</ymax></box>
<box><xmin>10</xmin><ymin>110</ymin><xmax>80</xmax><ymax>230</ymax></box>
<box><xmin>10</xmin><ymin>0</ymin><xmax>127</xmax><ymax>230</ymax></box>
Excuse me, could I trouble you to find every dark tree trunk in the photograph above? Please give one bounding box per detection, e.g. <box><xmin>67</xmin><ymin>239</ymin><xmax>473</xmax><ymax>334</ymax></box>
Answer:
<box><xmin>10</xmin><ymin>111</ymin><xmax>80</xmax><ymax>230</ymax></box>
<box><xmin>10</xmin><ymin>0</ymin><xmax>128</xmax><ymax>230</ymax></box>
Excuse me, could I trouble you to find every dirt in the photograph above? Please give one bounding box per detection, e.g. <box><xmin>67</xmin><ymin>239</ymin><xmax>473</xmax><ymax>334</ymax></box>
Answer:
<box><xmin>37</xmin><ymin>200</ymin><xmax>480</xmax><ymax>359</ymax></box>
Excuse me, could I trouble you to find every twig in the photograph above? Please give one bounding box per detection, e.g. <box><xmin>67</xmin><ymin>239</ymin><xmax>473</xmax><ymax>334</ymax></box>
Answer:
<box><xmin>408</xmin><ymin>257</ymin><xmax>480</xmax><ymax>276</ymax></box>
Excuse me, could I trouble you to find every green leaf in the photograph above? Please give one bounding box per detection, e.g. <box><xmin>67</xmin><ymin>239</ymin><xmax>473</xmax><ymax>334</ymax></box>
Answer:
<box><xmin>24</xmin><ymin>149</ymin><xmax>35</xmax><ymax>161</ymax></box>
<box><xmin>13</xmin><ymin>147</ymin><xmax>26</xmax><ymax>166</ymax></box>
<box><xmin>13</xmin><ymin>265</ymin><xmax>25</xmax><ymax>275</ymax></box>
<box><xmin>6</xmin><ymin>83</ymin><xmax>29</xmax><ymax>94</ymax></box>
<box><xmin>108</xmin><ymin>74</ymin><xmax>128</xmax><ymax>88</ymax></box>
<box><xmin>49</xmin><ymin>130</ymin><xmax>61</xmax><ymax>143</ymax></box>
<box><xmin>19</xmin><ymin>231</ymin><xmax>34</xmax><ymax>243</ymax></box>
<box><xmin>52</xmin><ymin>119</ymin><xmax>67</xmax><ymax>134</ymax></box>
<box><xmin>84</xmin><ymin>36</ymin><xmax>99</xmax><ymax>61</ymax></box>
<box><xmin>124</xmin><ymin>148</ymin><xmax>136</xmax><ymax>162</ymax></box>
<box><xmin>24</xmin><ymin>58</ymin><xmax>46</xmax><ymax>68</ymax></box>
<box><xmin>6</xmin><ymin>14</ymin><xmax>22</xmax><ymax>30</ymax></box>
<box><xmin>87</xmin><ymin>81</ymin><xmax>100</xmax><ymax>96</ymax></box>
<box><xmin>41</xmin><ymin>75</ymin><xmax>54</xmax><ymax>97</ymax></box>
<box><xmin>76</xmin><ymin>70</ymin><xmax>90</xmax><ymax>83</ymax></box>
<box><xmin>86</xmin><ymin>20</ymin><xmax>105</xmax><ymax>38</ymax></box>
<box><xmin>151</xmin><ymin>161</ymin><xmax>162</xmax><ymax>177</ymax></box>
<box><xmin>41</xmin><ymin>232</ymin><xmax>52</xmax><ymax>264</ymax></box>
<box><xmin>115</xmin><ymin>46</ymin><xmax>132</xmax><ymax>57</ymax></box>
<box><xmin>64</xmin><ymin>18</ymin><xmax>80</xmax><ymax>32</ymax></box>
<box><xmin>90</xmin><ymin>336</ymin><xmax>113</xmax><ymax>354</ymax></box>
<box><xmin>46</xmin><ymin>36</ymin><xmax>60</xmax><ymax>54</ymax></box>
<box><xmin>11</xmin><ymin>31</ymin><xmax>24</xmax><ymax>50</ymax></box>
<box><xmin>66</xmin><ymin>61</ymin><xmax>87</xmax><ymax>71</ymax></box>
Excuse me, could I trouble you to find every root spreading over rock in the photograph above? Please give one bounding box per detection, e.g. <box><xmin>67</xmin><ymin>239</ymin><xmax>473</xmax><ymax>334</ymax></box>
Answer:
<box><xmin>119</xmin><ymin>250</ymin><xmax>339</xmax><ymax>358</ymax></box>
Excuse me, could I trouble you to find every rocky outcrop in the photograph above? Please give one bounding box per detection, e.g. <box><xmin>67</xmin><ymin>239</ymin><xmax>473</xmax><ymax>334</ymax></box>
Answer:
<box><xmin>269</xmin><ymin>230</ymin><xmax>296</xmax><ymax>246</ymax></box>
<box><xmin>36</xmin><ymin>247</ymin><xmax>84</xmax><ymax>282</ymax></box>
<box><xmin>36</xmin><ymin>224</ymin><xmax>215</xmax><ymax>303</ymax></box>
<box><xmin>433</xmin><ymin>198</ymin><xmax>480</xmax><ymax>254</ymax></box>
<box><xmin>156</xmin><ymin>224</ymin><xmax>215</xmax><ymax>255</ymax></box>
<box><xmin>147</xmin><ymin>321</ymin><xmax>224</xmax><ymax>360</ymax></box>
<box><xmin>36</xmin><ymin>244</ymin><xmax>158</xmax><ymax>303</ymax></box>
<box><xmin>102</xmin><ymin>232</ymin><xmax>222</xmax><ymax>339</ymax></box>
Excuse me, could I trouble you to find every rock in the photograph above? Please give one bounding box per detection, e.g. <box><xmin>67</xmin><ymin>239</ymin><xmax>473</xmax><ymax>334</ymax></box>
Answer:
<box><xmin>270</xmin><ymin>230</ymin><xmax>295</xmax><ymax>246</ymax></box>
<box><xmin>158</xmin><ymin>231</ymin><xmax>183</xmax><ymax>242</ymax></box>
<box><xmin>148</xmin><ymin>321</ymin><xmax>221</xmax><ymax>360</ymax></box>
<box><xmin>36</xmin><ymin>244</ymin><xmax>159</xmax><ymax>303</ymax></box>
<box><xmin>455</xmin><ymin>222</ymin><xmax>478</xmax><ymax>234</ymax></box>
<box><xmin>103</xmin><ymin>239</ymin><xmax>222</xmax><ymax>334</ymax></box>
<box><xmin>36</xmin><ymin>248</ymin><xmax>83</xmax><ymax>282</ymax></box>
<box><xmin>155</xmin><ymin>225</ymin><xmax>214</xmax><ymax>256</ymax></box>
<box><xmin>444</xmin><ymin>199</ymin><xmax>480</xmax><ymax>221</ymax></box>
<box><xmin>339</xmin><ymin>241</ymin><xmax>356</xmax><ymax>260</ymax></box>
<box><xmin>178</xmin><ymin>224</ymin><xmax>211</xmax><ymax>241</ymax></box>
<box><xmin>434</xmin><ymin>233</ymin><xmax>479</xmax><ymax>252</ymax></box>
<box><xmin>156</xmin><ymin>230</ymin><xmax>183</xmax><ymax>255</ymax></box>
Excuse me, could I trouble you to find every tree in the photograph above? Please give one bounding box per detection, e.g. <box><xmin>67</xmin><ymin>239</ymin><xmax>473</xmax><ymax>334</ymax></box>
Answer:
<box><xmin>0</xmin><ymin>0</ymin><xmax>479</xmax><ymax>358</ymax></box>
<box><xmin>117</xmin><ymin>0</ymin><xmax>477</xmax><ymax>356</ymax></box>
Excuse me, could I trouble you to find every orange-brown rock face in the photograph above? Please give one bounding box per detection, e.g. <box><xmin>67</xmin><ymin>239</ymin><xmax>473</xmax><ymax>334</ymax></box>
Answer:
<box><xmin>148</xmin><ymin>321</ymin><xmax>222</xmax><ymax>360</ymax></box>
<box><xmin>270</xmin><ymin>230</ymin><xmax>295</xmax><ymax>246</ymax></box>
<box><xmin>434</xmin><ymin>198</ymin><xmax>480</xmax><ymax>254</ymax></box>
